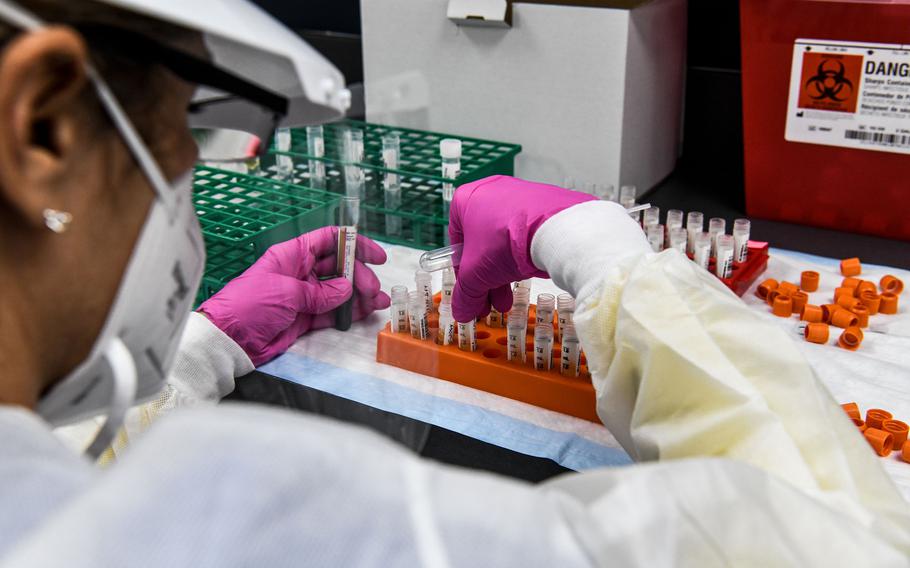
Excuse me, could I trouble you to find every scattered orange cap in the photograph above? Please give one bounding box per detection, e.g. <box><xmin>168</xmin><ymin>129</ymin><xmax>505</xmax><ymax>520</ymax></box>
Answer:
<box><xmin>800</xmin><ymin>304</ymin><xmax>824</xmax><ymax>323</ymax></box>
<box><xmin>841</xmin><ymin>277</ymin><xmax>861</xmax><ymax>289</ymax></box>
<box><xmin>772</xmin><ymin>295</ymin><xmax>793</xmax><ymax>317</ymax></box>
<box><xmin>903</xmin><ymin>440</ymin><xmax>910</xmax><ymax>464</ymax></box>
<box><xmin>883</xmin><ymin>420</ymin><xmax>909</xmax><ymax>453</ymax></box>
<box><xmin>854</xmin><ymin>280</ymin><xmax>877</xmax><ymax>298</ymax></box>
<box><xmin>790</xmin><ymin>291</ymin><xmax>809</xmax><ymax>314</ymax></box>
<box><xmin>840</xmin><ymin>257</ymin><xmax>862</xmax><ymax>277</ymax></box>
<box><xmin>860</xmin><ymin>292</ymin><xmax>881</xmax><ymax>315</ymax></box>
<box><xmin>836</xmin><ymin>295</ymin><xmax>860</xmax><ymax>311</ymax></box>
<box><xmin>800</xmin><ymin>271</ymin><xmax>820</xmax><ymax>292</ymax></box>
<box><xmin>841</xmin><ymin>402</ymin><xmax>860</xmax><ymax>418</ymax></box>
<box><xmin>838</xmin><ymin>326</ymin><xmax>864</xmax><ymax>350</ymax></box>
<box><xmin>804</xmin><ymin>322</ymin><xmax>829</xmax><ymax>344</ymax></box>
<box><xmin>831</xmin><ymin>309</ymin><xmax>859</xmax><ymax>329</ymax></box>
<box><xmin>881</xmin><ymin>275</ymin><xmax>904</xmax><ymax>295</ymax></box>
<box><xmin>778</xmin><ymin>281</ymin><xmax>799</xmax><ymax>297</ymax></box>
<box><xmin>821</xmin><ymin>304</ymin><xmax>841</xmax><ymax>323</ymax></box>
<box><xmin>853</xmin><ymin>418</ymin><xmax>867</xmax><ymax>432</ymax></box>
<box><xmin>880</xmin><ymin>292</ymin><xmax>899</xmax><ymax>315</ymax></box>
<box><xmin>851</xmin><ymin>305</ymin><xmax>870</xmax><ymax>328</ymax></box>
<box><xmin>756</xmin><ymin>278</ymin><xmax>779</xmax><ymax>300</ymax></box>
<box><xmin>864</xmin><ymin>427</ymin><xmax>893</xmax><ymax>457</ymax></box>
<box><xmin>866</xmin><ymin>408</ymin><xmax>892</xmax><ymax>430</ymax></box>
<box><xmin>834</xmin><ymin>287</ymin><xmax>854</xmax><ymax>301</ymax></box>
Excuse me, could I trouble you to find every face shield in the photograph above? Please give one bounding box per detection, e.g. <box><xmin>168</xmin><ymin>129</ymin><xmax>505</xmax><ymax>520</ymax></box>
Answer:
<box><xmin>0</xmin><ymin>0</ymin><xmax>349</xmax><ymax>457</ymax></box>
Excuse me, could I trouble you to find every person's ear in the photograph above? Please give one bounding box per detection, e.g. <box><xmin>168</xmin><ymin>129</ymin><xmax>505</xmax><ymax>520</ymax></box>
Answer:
<box><xmin>0</xmin><ymin>26</ymin><xmax>89</xmax><ymax>230</ymax></box>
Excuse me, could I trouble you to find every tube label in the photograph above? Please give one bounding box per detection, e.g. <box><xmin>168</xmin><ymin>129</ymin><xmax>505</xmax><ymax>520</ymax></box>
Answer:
<box><xmin>507</xmin><ymin>329</ymin><xmax>525</xmax><ymax>362</ymax></box>
<box><xmin>561</xmin><ymin>341</ymin><xmax>581</xmax><ymax>377</ymax></box>
<box><xmin>337</xmin><ymin>226</ymin><xmax>357</xmax><ymax>283</ymax></box>
<box><xmin>534</xmin><ymin>338</ymin><xmax>553</xmax><ymax>371</ymax></box>
<box><xmin>458</xmin><ymin>321</ymin><xmax>476</xmax><ymax>351</ymax></box>
<box><xmin>438</xmin><ymin>320</ymin><xmax>456</xmax><ymax>345</ymax></box>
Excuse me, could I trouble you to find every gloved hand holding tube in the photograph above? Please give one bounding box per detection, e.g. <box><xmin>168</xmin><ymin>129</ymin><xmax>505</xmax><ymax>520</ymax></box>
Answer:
<box><xmin>199</xmin><ymin>226</ymin><xmax>390</xmax><ymax>366</ymax></box>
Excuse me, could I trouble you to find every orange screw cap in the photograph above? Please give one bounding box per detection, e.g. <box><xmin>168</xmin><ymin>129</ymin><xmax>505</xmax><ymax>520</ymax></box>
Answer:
<box><xmin>837</xmin><ymin>326</ymin><xmax>864</xmax><ymax>350</ymax></box>
<box><xmin>772</xmin><ymin>295</ymin><xmax>793</xmax><ymax>317</ymax></box>
<box><xmin>841</xmin><ymin>402</ymin><xmax>861</xmax><ymax>419</ymax></box>
<box><xmin>879</xmin><ymin>292</ymin><xmax>899</xmax><ymax>315</ymax></box>
<box><xmin>864</xmin><ymin>427</ymin><xmax>893</xmax><ymax>457</ymax></box>
<box><xmin>883</xmin><ymin>420</ymin><xmax>909</xmax><ymax>453</ymax></box>
<box><xmin>853</xmin><ymin>418</ymin><xmax>867</xmax><ymax>432</ymax></box>
<box><xmin>804</xmin><ymin>323</ymin><xmax>829</xmax><ymax>344</ymax></box>
<box><xmin>834</xmin><ymin>287</ymin><xmax>855</xmax><ymax>301</ymax></box>
<box><xmin>800</xmin><ymin>304</ymin><xmax>824</xmax><ymax>323</ymax></box>
<box><xmin>821</xmin><ymin>304</ymin><xmax>841</xmax><ymax>323</ymax></box>
<box><xmin>880</xmin><ymin>275</ymin><xmax>904</xmax><ymax>295</ymax></box>
<box><xmin>903</xmin><ymin>440</ymin><xmax>910</xmax><ymax>464</ymax></box>
<box><xmin>866</xmin><ymin>409</ymin><xmax>893</xmax><ymax>430</ymax></box>
<box><xmin>851</xmin><ymin>305</ymin><xmax>869</xmax><ymax>328</ymax></box>
<box><xmin>790</xmin><ymin>291</ymin><xmax>809</xmax><ymax>314</ymax></box>
<box><xmin>860</xmin><ymin>292</ymin><xmax>881</xmax><ymax>315</ymax></box>
<box><xmin>841</xmin><ymin>277</ymin><xmax>861</xmax><ymax>289</ymax></box>
<box><xmin>840</xmin><ymin>257</ymin><xmax>861</xmax><ymax>277</ymax></box>
<box><xmin>800</xmin><ymin>271</ymin><xmax>819</xmax><ymax>292</ymax></box>
<box><xmin>756</xmin><ymin>278</ymin><xmax>779</xmax><ymax>300</ymax></box>
<box><xmin>830</xmin><ymin>309</ymin><xmax>859</xmax><ymax>329</ymax></box>
<box><xmin>777</xmin><ymin>281</ymin><xmax>799</xmax><ymax>297</ymax></box>
<box><xmin>836</xmin><ymin>295</ymin><xmax>860</xmax><ymax>311</ymax></box>
<box><xmin>854</xmin><ymin>280</ymin><xmax>876</xmax><ymax>298</ymax></box>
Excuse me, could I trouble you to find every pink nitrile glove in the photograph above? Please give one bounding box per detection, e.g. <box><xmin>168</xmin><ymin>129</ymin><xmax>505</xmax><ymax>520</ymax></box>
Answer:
<box><xmin>199</xmin><ymin>226</ymin><xmax>391</xmax><ymax>366</ymax></box>
<box><xmin>449</xmin><ymin>175</ymin><xmax>597</xmax><ymax>323</ymax></box>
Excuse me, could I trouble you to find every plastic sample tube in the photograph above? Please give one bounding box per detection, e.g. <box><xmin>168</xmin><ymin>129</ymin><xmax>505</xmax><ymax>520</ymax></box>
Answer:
<box><xmin>507</xmin><ymin>312</ymin><xmax>527</xmax><ymax>363</ymax></box>
<box><xmin>647</xmin><ymin>223</ymin><xmax>665</xmax><ymax>252</ymax></box>
<box><xmin>437</xmin><ymin>303</ymin><xmax>456</xmax><ymax>346</ymax></box>
<box><xmin>536</xmin><ymin>293</ymin><xmax>556</xmax><ymax>327</ymax></box>
<box><xmin>419</xmin><ymin>243</ymin><xmax>463</xmax><ymax>272</ymax></box>
<box><xmin>620</xmin><ymin>185</ymin><xmax>638</xmax><ymax>223</ymax></box>
<box><xmin>715</xmin><ymin>234</ymin><xmax>735</xmax><ymax>278</ymax></box>
<box><xmin>666</xmin><ymin>209</ymin><xmax>684</xmax><ymax>234</ymax></box>
<box><xmin>275</xmin><ymin>127</ymin><xmax>294</xmax><ymax>180</ymax></box>
<box><xmin>534</xmin><ymin>325</ymin><xmax>554</xmax><ymax>371</ymax></box>
<box><xmin>642</xmin><ymin>206</ymin><xmax>660</xmax><ymax>229</ymax></box>
<box><xmin>335</xmin><ymin>196</ymin><xmax>359</xmax><ymax>331</ymax></box>
<box><xmin>708</xmin><ymin>217</ymin><xmax>726</xmax><ymax>258</ymax></box>
<box><xmin>440</xmin><ymin>138</ymin><xmax>462</xmax><ymax>224</ymax></box>
<box><xmin>408</xmin><ymin>291</ymin><xmax>428</xmax><ymax>339</ymax></box>
<box><xmin>512</xmin><ymin>286</ymin><xmax>531</xmax><ymax>310</ymax></box>
<box><xmin>560</xmin><ymin>323</ymin><xmax>581</xmax><ymax>377</ymax></box>
<box><xmin>487</xmin><ymin>307</ymin><xmax>504</xmax><ymax>328</ymax></box>
<box><xmin>342</xmin><ymin>128</ymin><xmax>365</xmax><ymax>197</ymax></box>
<box><xmin>733</xmin><ymin>218</ymin><xmax>750</xmax><ymax>263</ymax></box>
<box><xmin>306</xmin><ymin>125</ymin><xmax>325</xmax><ymax>188</ymax></box>
<box><xmin>382</xmin><ymin>132</ymin><xmax>402</xmax><ymax>235</ymax></box>
<box><xmin>669</xmin><ymin>227</ymin><xmax>688</xmax><ymax>254</ymax></box>
<box><xmin>597</xmin><ymin>183</ymin><xmax>617</xmax><ymax>202</ymax></box>
<box><xmin>415</xmin><ymin>269</ymin><xmax>433</xmax><ymax>313</ymax></box>
<box><xmin>390</xmin><ymin>285</ymin><xmax>409</xmax><ymax>333</ymax></box>
<box><xmin>693</xmin><ymin>232</ymin><xmax>711</xmax><ymax>270</ymax></box>
<box><xmin>686</xmin><ymin>211</ymin><xmax>704</xmax><ymax>255</ymax></box>
<box><xmin>441</xmin><ymin>267</ymin><xmax>455</xmax><ymax>305</ymax></box>
<box><xmin>556</xmin><ymin>293</ymin><xmax>575</xmax><ymax>342</ymax></box>
<box><xmin>457</xmin><ymin>319</ymin><xmax>477</xmax><ymax>352</ymax></box>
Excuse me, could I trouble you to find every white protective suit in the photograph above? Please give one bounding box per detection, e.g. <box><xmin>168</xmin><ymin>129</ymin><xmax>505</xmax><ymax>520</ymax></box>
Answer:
<box><xmin>1</xmin><ymin>201</ymin><xmax>908</xmax><ymax>566</ymax></box>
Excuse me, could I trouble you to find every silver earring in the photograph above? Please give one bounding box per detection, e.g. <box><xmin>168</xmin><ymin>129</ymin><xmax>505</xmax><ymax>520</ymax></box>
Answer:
<box><xmin>43</xmin><ymin>209</ymin><xmax>73</xmax><ymax>234</ymax></box>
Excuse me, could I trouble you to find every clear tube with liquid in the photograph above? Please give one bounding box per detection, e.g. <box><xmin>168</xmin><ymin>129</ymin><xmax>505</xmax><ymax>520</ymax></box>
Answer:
<box><xmin>686</xmin><ymin>211</ymin><xmax>704</xmax><ymax>255</ymax></box>
<box><xmin>437</xmin><ymin>303</ymin><xmax>456</xmax><ymax>346</ymax></box>
<box><xmin>560</xmin><ymin>323</ymin><xmax>581</xmax><ymax>377</ymax></box>
<box><xmin>390</xmin><ymin>285</ymin><xmax>409</xmax><ymax>333</ymax></box>
<box><xmin>708</xmin><ymin>217</ymin><xmax>726</xmax><ymax>259</ymax></box>
<box><xmin>693</xmin><ymin>232</ymin><xmax>711</xmax><ymax>271</ymax></box>
<box><xmin>441</xmin><ymin>139</ymin><xmax>462</xmax><ymax>240</ymax></box>
<box><xmin>669</xmin><ymin>227</ymin><xmax>688</xmax><ymax>254</ymax></box>
<box><xmin>733</xmin><ymin>218</ymin><xmax>750</xmax><ymax>264</ymax></box>
<box><xmin>382</xmin><ymin>133</ymin><xmax>402</xmax><ymax>236</ymax></box>
<box><xmin>408</xmin><ymin>291</ymin><xmax>428</xmax><ymax>339</ymax></box>
<box><xmin>507</xmin><ymin>312</ymin><xmax>527</xmax><ymax>363</ymax></box>
<box><xmin>275</xmin><ymin>127</ymin><xmax>294</xmax><ymax>180</ymax></box>
<box><xmin>715</xmin><ymin>234</ymin><xmax>735</xmax><ymax>279</ymax></box>
<box><xmin>642</xmin><ymin>206</ymin><xmax>660</xmax><ymax>230</ymax></box>
<box><xmin>342</xmin><ymin>128</ymin><xmax>365</xmax><ymax>197</ymax></box>
<box><xmin>335</xmin><ymin>196</ymin><xmax>359</xmax><ymax>331</ymax></box>
<box><xmin>534</xmin><ymin>325</ymin><xmax>554</xmax><ymax>371</ymax></box>
<box><xmin>457</xmin><ymin>319</ymin><xmax>477</xmax><ymax>352</ymax></box>
<box><xmin>306</xmin><ymin>125</ymin><xmax>325</xmax><ymax>188</ymax></box>
<box><xmin>647</xmin><ymin>223</ymin><xmax>665</xmax><ymax>252</ymax></box>
<box><xmin>556</xmin><ymin>293</ymin><xmax>575</xmax><ymax>342</ymax></box>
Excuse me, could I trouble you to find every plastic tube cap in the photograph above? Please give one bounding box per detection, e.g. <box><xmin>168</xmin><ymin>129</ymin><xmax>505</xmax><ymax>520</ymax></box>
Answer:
<box><xmin>756</xmin><ymin>278</ymin><xmax>779</xmax><ymax>300</ymax></box>
<box><xmin>860</xmin><ymin>292</ymin><xmax>881</xmax><ymax>315</ymax></box>
<box><xmin>840</xmin><ymin>257</ymin><xmax>862</xmax><ymax>277</ymax></box>
<box><xmin>834</xmin><ymin>287</ymin><xmax>854</xmax><ymax>302</ymax></box>
<box><xmin>830</xmin><ymin>309</ymin><xmax>858</xmax><ymax>329</ymax></box>
<box><xmin>777</xmin><ymin>281</ymin><xmax>799</xmax><ymax>296</ymax></box>
<box><xmin>883</xmin><ymin>420</ymin><xmax>909</xmax><ymax>453</ymax></box>
<box><xmin>880</xmin><ymin>292</ymin><xmax>899</xmax><ymax>315</ymax></box>
<box><xmin>854</xmin><ymin>280</ymin><xmax>877</xmax><ymax>298</ymax></box>
<box><xmin>881</xmin><ymin>275</ymin><xmax>904</xmax><ymax>295</ymax></box>
<box><xmin>804</xmin><ymin>322</ymin><xmax>829</xmax><ymax>344</ymax></box>
<box><xmin>842</xmin><ymin>277</ymin><xmax>861</xmax><ymax>289</ymax></box>
<box><xmin>821</xmin><ymin>304</ymin><xmax>841</xmax><ymax>323</ymax></box>
<box><xmin>903</xmin><ymin>440</ymin><xmax>910</xmax><ymax>464</ymax></box>
<box><xmin>800</xmin><ymin>305</ymin><xmax>824</xmax><ymax>323</ymax></box>
<box><xmin>864</xmin><ymin>427</ymin><xmax>893</xmax><ymax>457</ymax></box>
<box><xmin>851</xmin><ymin>305</ymin><xmax>869</xmax><ymax>328</ymax></box>
<box><xmin>866</xmin><ymin>408</ymin><xmax>893</xmax><ymax>430</ymax></box>
<box><xmin>837</xmin><ymin>326</ymin><xmax>864</xmax><ymax>350</ymax></box>
<box><xmin>836</xmin><ymin>295</ymin><xmax>860</xmax><ymax>311</ymax></box>
<box><xmin>800</xmin><ymin>271</ymin><xmax>819</xmax><ymax>292</ymax></box>
<box><xmin>772</xmin><ymin>295</ymin><xmax>793</xmax><ymax>317</ymax></box>
<box><xmin>790</xmin><ymin>291</ymin><xmax>809</xmax><ymax>315</ymax></box>
<box><xmin>439</xmin><ymin>138</ymin><xmax>462</xmax><ymax>159</ymax></box>
<box><xmin>841</xmin><ymin>402</ymin><xmax>861</xmax><ymax>421</ymax></box>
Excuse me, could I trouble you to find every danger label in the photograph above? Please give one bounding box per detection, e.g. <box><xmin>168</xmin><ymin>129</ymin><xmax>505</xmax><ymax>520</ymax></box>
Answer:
<box><xmin>785</xmin><ymin>39</ymin><xmax>910</xmax><ymax>156</ymax></box>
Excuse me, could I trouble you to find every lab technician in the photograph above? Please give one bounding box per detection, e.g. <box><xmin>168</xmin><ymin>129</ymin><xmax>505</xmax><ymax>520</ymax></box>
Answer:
<box><xmin>0</xmin><ymin>1</ymin><xmax>908</xmax><ymax>566</ymax></box>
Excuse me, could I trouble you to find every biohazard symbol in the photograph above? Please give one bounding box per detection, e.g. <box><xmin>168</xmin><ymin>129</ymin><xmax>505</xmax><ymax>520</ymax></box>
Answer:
<box><xmin>804</xmin><ymin>59</ymin><xmax>853</xmax><ymax>102</ymax></box>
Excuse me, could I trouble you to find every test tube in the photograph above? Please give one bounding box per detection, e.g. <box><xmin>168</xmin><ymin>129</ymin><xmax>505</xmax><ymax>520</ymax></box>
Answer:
<box><xmin>536</xmin><ymin>293</ymin><xmax>556</xmax><ymax>327</ymax></box>
<box><xmin>686</xmin><ymin>211</ymin><xmax>704</xmax><ymax>255</ymax></box>
<box><xmin>597</xmin><ymin>183</ymin><xmax>617</xmax><ymax>202</ymax></box>
<box><xmin>275</xmin><ymin>127</ymin><xmax>294</xmax><ymax>180</ymax></box>
<box><xmin>343</xmin><ymin>128</ymin><xmax>365</xmax><ymax>197</ymax></box>
<box><xmin>620</xmin><ymin>185</ymin><xmax>639</xmax><ymax>223</ymax></box>
<box><xmin>407</xmin><ymin>291</ymin><xmax>429</xmax><ymax>339</ymax></box>
<box><xmin>556</xmin><ymin>293</ymin><xmax>575</xmax><ymax>342</ymax></box>
<box><xmin>642</xmin><ymin>206</ymin><xmax>660</xmax><ymax>230</ymax></box>
<box><xmin>560</xmin><ymin>323</ymin><xmax>581</xmax><ymax>378</ymax></box>
<box><xmin>457</xmin><ymin>319</ymin><xmax>477</xmax><ymax>352</ymax></box>
<box><xmin>733</xmin><ymin>218</ymin><xmax>751</xmax><ymax>264</ymax></box>
<box><xmin>390</xmin><ymin>285</ymin><xmax>409</xmax><ymax>334</ymax></box>
<box><xmin>441</xmin><ymin>267</ymin><xmax>455</xmax><ymax>305</ymax></box>
<box><xmin>507</xmin><ymin>312</ymin><xmax>527</xmax><ymax>363</ymax></box>
<box><xmin>487</xmin><ymin>307</ymin><xmax>504</xmax><ymax>328</ymax></box>
<box><xmin>512</xmin><ymin>288</ymin><xmax>531</xmax><ymax>338</ymax></box>
<box><xmin>647</xmin><ymin>224</ymin><xmax>665</xmax><ymax>252</ymax></box>
<box><xmin>534</xmin><ymin>325</ymin><xmax>554</xmax><ymax>371</ymax></box>
<box><xmin>715</xmin><ymin>234</ymin><xmax>735</xmax><ymax>279</ymax></box>
<box><xmin>669</xmin><ymin>227</ymin><xmax>688</xmax><ymax>254</ymax></box>
<box><xmin>666</xmin><ymin>209</ymin><xmax>684</xmax><ymax>234</ymax></box>
<box><xmin>693</xmin><ymin>232</ymin><xmax>711</xmax><ymax>271</ymax></box>
<box><xmin>306</xmin><ymin>125</ymin><xmax>326</xmax><ymax>188</ymax></box>
<box><xmin>415</xmin><ymin>270</ymin><xmax>433</xmax><ymax>313</ymax></box>
<box><xmin>515</xmin><ymin>279</ymin><xmax>532</xmax><ymax>297</ymax></box>
<box><xmin>419</xmin><ymin>243</ymin><xmax>463</xmax><ymax>272</ymax></box>
<box><xmin>382</xmin><ymin>133</ymin><xmax>402</xmax><ymax>236</ymax></box>
<box><xmin>437</xmin><ymin>303</ymin><xmax>456</xmax><ymax>346</ymax></box>
<box><xmin>708</xmin><ymin>217</ymin><xmax>726</xmax><ymax>258</ymax></box>
<box><xmin>335</xmin><ymin>196</ymin><xmax>359</xmax><ymax>331</ymax></box>
<box><xmin>440</xmin><ymin>139</ymin><xmax>462</xmax><ymax>221</ymax></box>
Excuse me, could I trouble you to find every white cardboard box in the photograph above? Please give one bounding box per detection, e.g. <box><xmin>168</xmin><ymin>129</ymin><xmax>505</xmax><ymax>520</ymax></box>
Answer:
<box><xmin>361</xmin><ymin>0</ymin><xmax>687</xmax><ymax>194</ymax></box>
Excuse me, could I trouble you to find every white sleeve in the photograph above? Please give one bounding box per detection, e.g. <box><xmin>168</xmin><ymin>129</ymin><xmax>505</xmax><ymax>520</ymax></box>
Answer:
<box><xmin>531</xmin><ymin>201</ymin><xmax>910</xmax><ymax>560</ymax></box>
